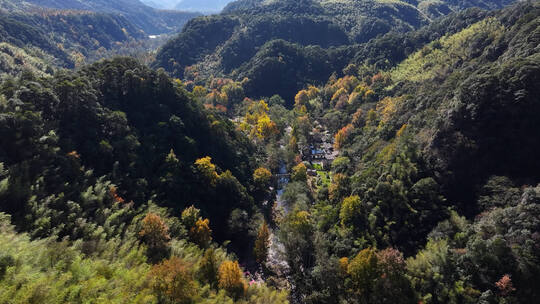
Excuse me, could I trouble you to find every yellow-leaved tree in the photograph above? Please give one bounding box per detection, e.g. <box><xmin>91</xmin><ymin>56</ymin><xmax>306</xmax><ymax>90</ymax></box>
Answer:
<box><xmin>218</xmin><ymin>260</ymin><xmax>247</xmax><ymax>299</ymax></box>
<box><xmin>195</xmin><ymin>156</ymin><xmax>219</xmax><ymax>185</ymax></box>
<box><xmin>191</xmin><ymin>218</ymin><xmax>212</xmax><ymax>248</ymax></box>
<box><xmin>181</xmin><ymin>205</ymin><xmax>212</xmax><ymax>247</ymax></box>
<box><xmin>253</xmin><ymin>167</ymin><xmax>271</xmax><ymax>184</ymax></box>
<box><xmin>347</xmin><ymin>248</ymin><xmax>379</xmax><ymax>295</ymax></box>
<box><xmin>242</xmin><ymin>99</ymin><xmax>279</xmax><ymax>141</ymax></box>
<box><xmin>291</xmin><ymin>162</ymin><xmax>307</xmax><ymax>182</ymax></box>
<box><xmin>339</xmin><ymin>195</ymin><xmax>362</xmax><ymax>227</ymax></box>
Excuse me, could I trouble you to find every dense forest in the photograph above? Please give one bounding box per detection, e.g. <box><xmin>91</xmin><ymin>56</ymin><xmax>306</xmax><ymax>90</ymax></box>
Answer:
<box><xmin>0</xmin><ymin>0</ymin><xmax>539</xmax><ymax>303</ymax></box>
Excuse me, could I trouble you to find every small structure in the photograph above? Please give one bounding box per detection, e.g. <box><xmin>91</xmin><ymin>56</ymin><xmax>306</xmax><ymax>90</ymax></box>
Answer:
<box><xmin>301</xmin><ymin>141</ymin><xmax>338</xmax><ymax>170</ymax></box>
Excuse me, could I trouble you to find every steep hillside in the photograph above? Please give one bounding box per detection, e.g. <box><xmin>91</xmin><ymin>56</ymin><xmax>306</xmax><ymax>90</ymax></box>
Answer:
<box><xmin>234</xmin><ymin>7</ymin><xmax>491</xmax><ymax>102</ymax></box>
<box><xmin>236</xmin><ymin>40</ymin><xmax>358</xmax><ymax>101</ymax></box>
<box><xmin>0</xmin><ymin>9</ymin><xmax>147</xmax><ymax>73</ymax></box>
<box><xmin>263</xmin><ymin>2</ymin><xmax>540</xmax><ymax>302</ymax></box>
<box><xmin>0</xmin><ymin>58</ymin><xmax>284</xmax><ymax>297</ymax></box>
<box><xmin>0</xmin><ymin>58</ymin><xmax>264</xmax><ymax>252</ymax></box>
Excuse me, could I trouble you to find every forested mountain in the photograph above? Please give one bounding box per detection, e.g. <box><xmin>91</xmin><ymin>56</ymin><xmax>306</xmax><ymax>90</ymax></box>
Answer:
<box><xmin>156</xmin><ymin>0</ymin><xmax>427</xmax><ymax>80</ymax></box>
<box><xmin>155</xmin><ymin>0</ymin><xmax>517</xmax><ymax>96</ymax></box>
<box><xmin>0</xmin><ymin>0</ymin><xmax>200</xmax><ymax>34</ymax></box>
<box><xmin>236</xmin><ymin>6</ymin><xmax>492</xmax><ymax>103</ymax></box>
<box><xmin>0</xmin><ymin>0</ymin><xmax>539</xmax><ymax>303</ymax></box>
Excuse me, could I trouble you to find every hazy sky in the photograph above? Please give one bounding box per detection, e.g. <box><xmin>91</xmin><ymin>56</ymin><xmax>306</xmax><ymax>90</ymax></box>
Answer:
<box><xmin>143</xmin><ymin>0</ymin><xmax>234</xmax><ymax>12</ymax></box>
<box><xmin>141</xmin><ymin>0</ymin><xmax>181</xmax><ymax>9</ymax></box>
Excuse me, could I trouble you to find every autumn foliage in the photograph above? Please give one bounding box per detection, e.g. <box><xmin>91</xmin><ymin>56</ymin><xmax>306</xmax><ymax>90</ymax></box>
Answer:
<box><xmin>347</xmin><ymin>248</ymin><xmax>379</xmax><ymax>294</ymax></box>
<box><xmin>218</xmin><ymin>260</ymin><xmax>247</xmax><ymax>299</ymax></box>
<box><xmin>495</xmin><ymin>274</ymin><xmax>515</xmax><ymax>296</ymax></box>
<box><xmin>334</xmin><ymin>124</ymin><xmax>353</xmax><ymax>150</ymax></box>
<box><xmin>181</xmin><ymin>206</ymin><xmax>213</xmax><ymax>247</ymax></box>
<box><xmin>190</xmin><ymin>218</ymin><xmax>212</xmax><ymax>248</ymax></box>
<box><xmin>149</xmin><ymin>257</ymin><xmax>196</xmax><ymax>304</ymax></box>
<box><xmin>109</xmin><ymin>186</ymin><xmax>125</xmax><ymax>204</ymax></box>
<box><xmin>139</xmin><ymin>213</ymin><xmax>171</xmax><ymax>262</ymax></box>
<box><xmin>291</xmin><ymin>162</ymin><xmax>307</xmax><ymax>182</ymax></box>
<box><xmin>294</xmin><ymin>85</ymin><xmax>320</xmax><ymax>109</ymax></box>
<box><xmin>241</xmin><ymin>99</ymin><xmax>279</xmax><ymax>141</ymax></box>
<box><xmin>339</xmin><ymin>195</ymin><xmax>362</xmax><ymax>227</ymax></box>
<box><xmin>195</xmin><ymin>156</ymin><xmax>219</xmax><ymax>185</ymax></box>
<box><xmin>294</xmin><ymin>90</ymin><xmax>309</xmax><ymax>108</ymax></box>
<box><xmin>341</xmin><ymin>247</ymin><xmax>414</xmax><ymax>303</ymax></box>
<box><xmin>253</xmin><ymin>167</ymin><xmax>272</xmax><ymax>186</ymax></box>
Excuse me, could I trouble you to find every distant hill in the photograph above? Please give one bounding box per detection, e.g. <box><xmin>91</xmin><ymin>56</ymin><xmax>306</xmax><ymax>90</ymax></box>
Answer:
<box><xmin>0</xmin><ymin>9</ymin><xmax>145</xmax><ymax>74</ymax></box>
<box><xmin>1</xmin><ymin>0</ymin><xmax>200</xmax><ymax>34</ymax></box>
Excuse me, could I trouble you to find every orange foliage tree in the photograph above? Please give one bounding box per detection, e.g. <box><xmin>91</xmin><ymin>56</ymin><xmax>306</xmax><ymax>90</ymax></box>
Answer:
<box><xmin>334</xmin><ymin>124</ymin><xmax>354</xmax><ymax>150</ymax></box>
<box><xmin>496</xmin><ymin>274</ymin><xmax>516</xmax><ymax>296</ymax></box>
<box><xmin>149</xmin><ymin>257</ymin><xmax>196</xmax><ymax>304</ymax></box>
<box><xmin>295</xmin><ymin>90</ymin><xmax>309</xmax><ymax>108</ymax></box>
<box><xmin>139</xmin><ymin>213</ymin><xmax>171</xmax><ymax>262</ymax></box>
<box><xmin>109</xmin><ymin>185</ymin><xmax>125</xmax><ymax>204</ymax></box>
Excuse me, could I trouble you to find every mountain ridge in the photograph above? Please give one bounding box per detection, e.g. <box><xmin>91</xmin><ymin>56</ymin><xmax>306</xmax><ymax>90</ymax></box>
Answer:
<box><xmin>155</xmin><ymin>0</ymin><xmax>519</xmax><ymax>100</ymax></box>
